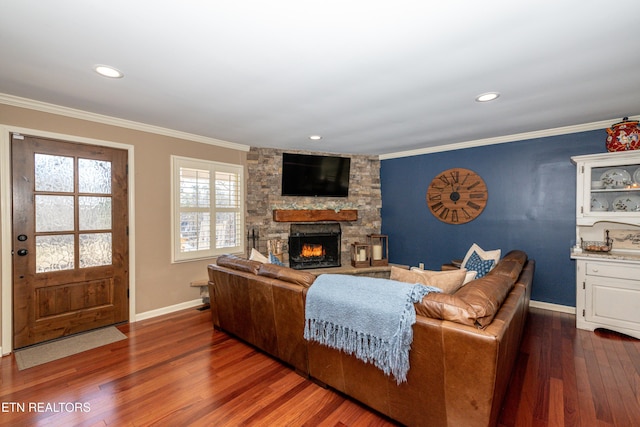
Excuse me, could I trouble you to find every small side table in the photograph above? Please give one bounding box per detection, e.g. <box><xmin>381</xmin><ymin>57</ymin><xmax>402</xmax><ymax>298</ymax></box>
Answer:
<box><xmin>190</xmin><ymin>279</ymin><xmax>210</xmax><ymax>305</ymax></box>
<box><xmin>441</xmin><ymin>259</ymin><xmax>463</xmax><ymax>271</ymax></box>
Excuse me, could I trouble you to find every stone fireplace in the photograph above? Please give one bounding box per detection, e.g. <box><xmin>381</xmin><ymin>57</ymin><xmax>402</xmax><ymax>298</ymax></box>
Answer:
<box><xmin>245</xmin><ymin>147</ymin><xmax>382</xmax><ymax>267</ymax></box>
<box><xmin>288</xmin><ymin>223</ymin><xmax>341</xmax><ymax>269</ymax></box>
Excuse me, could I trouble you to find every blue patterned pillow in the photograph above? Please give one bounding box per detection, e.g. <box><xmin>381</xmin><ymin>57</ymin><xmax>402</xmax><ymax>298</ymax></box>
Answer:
<box><xmin>465</xmin><ymin>251</ymin><xmax>495</xmax><ymax>278</ymax></box>
<box><xmin>269</xmin><ymin>252</ymin><xmax>284</xmax><ymax>266</ymax></box>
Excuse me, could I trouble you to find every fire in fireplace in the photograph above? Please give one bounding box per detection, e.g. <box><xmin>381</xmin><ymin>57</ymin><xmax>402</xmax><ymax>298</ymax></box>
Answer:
<box><xmin>289</xmin><ymin>223</ymin><xmax>341</xmax><ymax>269</ymax></box>
<box><xmin>301</xmin><ymin>243</ymin><xmax>326</xmax><ymax>258</ymax></box>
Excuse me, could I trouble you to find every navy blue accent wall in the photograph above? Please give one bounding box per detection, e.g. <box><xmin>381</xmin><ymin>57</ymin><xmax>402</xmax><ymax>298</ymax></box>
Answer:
<box><xmin>381</xmin><ymin>129</ymin><xmax>606</xmax><ymax>307</ymax></box>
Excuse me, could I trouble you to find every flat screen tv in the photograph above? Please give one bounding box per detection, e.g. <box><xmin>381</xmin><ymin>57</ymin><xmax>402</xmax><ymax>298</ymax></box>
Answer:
<box><xmin>281</xmin><ymin>153</ymin><xmax>351</xmax><ymax>197</ymax></box>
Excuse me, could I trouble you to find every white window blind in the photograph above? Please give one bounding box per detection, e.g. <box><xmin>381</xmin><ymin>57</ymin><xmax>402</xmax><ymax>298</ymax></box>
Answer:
<box><xmin>172</xmin><ymin>156</ymin><xmax>244</xmax><ymax>262</ymax></box>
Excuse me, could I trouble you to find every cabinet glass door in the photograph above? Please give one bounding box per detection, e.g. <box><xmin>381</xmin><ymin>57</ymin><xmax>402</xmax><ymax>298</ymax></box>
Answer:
<box><xmin>587</xmin><ymin>162</ymin><xmax>640</xmax><ymax>215</ymax></box>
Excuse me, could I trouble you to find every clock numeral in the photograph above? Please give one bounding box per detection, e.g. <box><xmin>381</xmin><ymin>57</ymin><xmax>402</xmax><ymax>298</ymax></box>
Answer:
<box><xmin>451</xmin><ymin>209</ymin><xmax>459</xmax><ymax>222</ymax></box>
<box><xmin>438</xmin><ymin>175</ymin><xmax>450</xmax><ymax>186</ymax></box>
<box><xmin>430</xmin><ymin>184</ymin><xmax>444</xmax><ymax>192</ymax></box>
<box><xmin>428</xmin><ymin>193</ymin><xmax>442</xmax><ymax>202</ymax></box>
<box><xmin>430</xmin><ymin>201</ymin><xmax>444</xmax><ymax>213</ymax></box>
<box><xmin>470</xmin><ymin>192</ymin><xmax>485</xmax><ymax>199</ymax></box>
<box><xmin>467</xmin><ymin>181</ymin><xmax>481</xmax><ymax>190</ymax></box>
<box><xmin>461</xmin><ymin>173</ymin><xmax>470</xmax><ymax>186</ymax></box>
<box><xmin>439</xmin><ymin>207</ymin><xmax>450</xmax><ymax>220</ymax></box>
<box><xmin>467</xmin><ymin>201</ymin><xmax>481</xmax><ymax>210</ymax></box>
<box><xmin>461</xmin><ymin>208</ymin><xmax>472</xmax><ymax>219</ymax></box>
<box><xmin>449</xmin><ymin>170</ymin><xmax>459</xmax><ymax>183</ymax></box>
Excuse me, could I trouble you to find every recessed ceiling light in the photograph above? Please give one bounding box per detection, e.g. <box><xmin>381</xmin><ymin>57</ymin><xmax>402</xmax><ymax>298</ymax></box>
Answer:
<box><xmin>94</xmin><ymin>64</ymin><xmax>124</xmax><ymax>79</ymax></box>
<box><xmin>475</xmin><ymin>92</ymin><xmax>500</xmax><ymax>102</ymax></box>
<box><xmin>309</xmin><ymin>135</ymin><xmax>322</xmax><ymax>141</ymax></box>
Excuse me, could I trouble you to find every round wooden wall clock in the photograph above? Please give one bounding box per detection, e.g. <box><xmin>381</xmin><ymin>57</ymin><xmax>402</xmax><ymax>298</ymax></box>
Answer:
<box><xmin>426</xmin><ymin>168</ymin><xmax>488</xmax><ymax>224</ymax></box>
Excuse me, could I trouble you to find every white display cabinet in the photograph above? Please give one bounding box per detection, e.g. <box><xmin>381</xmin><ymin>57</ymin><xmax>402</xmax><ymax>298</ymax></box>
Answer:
<box><xmin>571</xmin><ymin>151</ymin><xmax>640</xmax><ymax>339</ymax></box>
<box><xmin>573</xmin><ymin>151</ymin><xmax>640</xmax><ymax>225</ymax></box>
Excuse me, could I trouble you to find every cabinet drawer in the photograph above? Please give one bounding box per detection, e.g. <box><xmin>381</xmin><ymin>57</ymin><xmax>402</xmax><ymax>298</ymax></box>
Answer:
<box><xmin>585</xmin><ymin>262</ymin><xmax>638</xmax><ymax>280</ymax></box>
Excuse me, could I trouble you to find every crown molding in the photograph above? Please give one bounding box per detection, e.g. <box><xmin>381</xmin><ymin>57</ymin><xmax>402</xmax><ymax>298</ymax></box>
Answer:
<box><xmin>379</xmin><ymin>114</ymin><xmax>640</xmax><ymax>160</ymax></box>
<box><xmin>0</xmin><ymin>93</ymin><xmax>250</xmax><ymax>152</ymax></box>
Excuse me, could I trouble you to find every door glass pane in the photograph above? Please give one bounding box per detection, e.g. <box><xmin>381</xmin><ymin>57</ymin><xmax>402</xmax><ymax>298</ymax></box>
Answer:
<box><xmin>35</xmin><ymin>154</ymin><xmax>74</xmax><ymax>192</ymax></box>
<box><xmin>79</xmin><ymin>196</ymin><xmax>112</xmax><ymax>230</ymax></box>
<box><xmin>36</xmin><ymin>235</ymin><xmax>75</xmax><ymax>272</ymax></box>
<box><xmin>79</xmin><ymin>158</ymin><xmax>112</xmax><ymax>194</ymax></box>
<box><xmin>35</xmin><ymin>195</ymin><xmax>74</xmax><ymax>232</ymax></box>
<box><xmin>80</xmin><ymin>233</ymin><xmax>112</xmax><ymax>268</ymax></box>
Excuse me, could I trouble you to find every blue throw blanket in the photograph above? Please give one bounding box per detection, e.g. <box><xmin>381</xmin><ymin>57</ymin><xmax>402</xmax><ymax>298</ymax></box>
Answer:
<box><xmin>304</xmin><ymin>274</ymin><xmax>440</xmax><ymax>384</ymax></box>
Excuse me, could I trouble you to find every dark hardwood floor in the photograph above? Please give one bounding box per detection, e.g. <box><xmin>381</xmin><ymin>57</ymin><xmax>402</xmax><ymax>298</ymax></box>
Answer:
<box><xmin>1</xmin><ymin>306</ymin><xmax>639</xmax><ymax>426</ymax></box>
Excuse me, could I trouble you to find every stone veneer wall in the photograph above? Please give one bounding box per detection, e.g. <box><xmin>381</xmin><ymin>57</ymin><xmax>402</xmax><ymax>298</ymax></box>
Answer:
<box><xmin>246</xmin><ymin>147</ymin><xmax>382</xmax><ymax>266</ymax></box>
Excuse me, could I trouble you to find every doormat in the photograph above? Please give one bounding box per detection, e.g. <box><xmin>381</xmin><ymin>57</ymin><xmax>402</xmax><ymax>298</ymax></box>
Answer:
<box><xmin>14</xmin><ymin>326</ymin><xmax>127</xmax><ymax>371</ymax></box>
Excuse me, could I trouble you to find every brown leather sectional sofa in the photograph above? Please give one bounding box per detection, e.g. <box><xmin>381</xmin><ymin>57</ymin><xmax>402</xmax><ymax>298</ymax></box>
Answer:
<box><xmin>207</xmin><ymin>250</ymin><xmax>534</xmax><ymax>427</ymax></box>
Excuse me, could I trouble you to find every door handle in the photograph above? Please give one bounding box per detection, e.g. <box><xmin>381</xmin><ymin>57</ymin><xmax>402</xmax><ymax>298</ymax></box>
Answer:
<box><xmin>17</xmin><ymin>249</ymin><xmax>28</xmax><ymax>256</ymax></box>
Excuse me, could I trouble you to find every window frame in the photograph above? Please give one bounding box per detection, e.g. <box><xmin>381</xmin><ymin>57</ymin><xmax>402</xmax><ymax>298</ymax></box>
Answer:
<box><xmin>171</xmin><ymin>155</ymin><xmax>244</xmax><ymax>262</ymax></box>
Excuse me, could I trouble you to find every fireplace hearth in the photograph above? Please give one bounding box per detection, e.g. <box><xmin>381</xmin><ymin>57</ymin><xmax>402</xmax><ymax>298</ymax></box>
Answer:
<box><xmin>288</xmin><ymin>223</ymin><xmax>341</xmax><ymax>269</ymax></box>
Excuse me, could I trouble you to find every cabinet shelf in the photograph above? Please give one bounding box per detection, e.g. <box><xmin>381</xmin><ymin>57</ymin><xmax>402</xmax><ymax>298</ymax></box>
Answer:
<box><xmin>591</xmin><ymin>188</ymin><xmax>640</xmax><ymax>193</ymax></box>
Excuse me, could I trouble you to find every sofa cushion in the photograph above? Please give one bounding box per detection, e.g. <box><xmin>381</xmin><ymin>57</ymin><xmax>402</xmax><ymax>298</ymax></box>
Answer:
<box><xmin>411</xmin><ymin>267</ymin><xmax>477</xmax><ymax>285</ymax></box>
<box><xmin>455</xmin><ymin>272</ymin><xmax>514</xmax><ymax>327</ymax></box>
<box><xmin>257</xmin><ymin>263</ymin><xmax>316</xmax><ymax>288</ymax></box>
<box><xmin>392</xmin><ymin>266</ymin><xmax>467</xmax><ymax>294</ymax></box>
<box><xmin>417</xmin><ymin>273</ymin><xmax>513</xmax><ymax>327</ymax></box>
<box><xmin>417</xmin><ymin>251</ymin><xmax>527</xmax><ymax>327</ymax></box>
<box><xmin>456</xmin><ymin>251</ymin><xmax>527</xmax><ymax>327</ymax></box>
<box><xmin>416</xmin><ymin>293</ymin><xmax>478</xmax><ymax>326</ymax></box>
<box><xmin>216</xmin><ymin>254</ymin><xmax>261</xmax><ymax>275</ymax></box>
<box><xmin>486</xmin><ymin>250</ymin><xmax>527</xmax><ymax>281</ymax></box>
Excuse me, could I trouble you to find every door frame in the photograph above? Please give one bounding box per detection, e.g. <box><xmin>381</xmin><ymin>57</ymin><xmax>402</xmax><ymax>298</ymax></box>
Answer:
<box><xmin>0</xmin><ymin>125</ymin><xmax>136</xmax><ymax>355</ymax></box>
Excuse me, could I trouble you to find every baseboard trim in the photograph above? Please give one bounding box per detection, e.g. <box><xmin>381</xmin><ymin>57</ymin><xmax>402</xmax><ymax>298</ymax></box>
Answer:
<box><xmin>530</xmin><ymin>300</ymin><xmax>576</xmax><ymax>314</ymax></box>
<box><xmin>135</xmin><ymin>299</ymin><xmax>204</xmax><ymax>322</ymax></box>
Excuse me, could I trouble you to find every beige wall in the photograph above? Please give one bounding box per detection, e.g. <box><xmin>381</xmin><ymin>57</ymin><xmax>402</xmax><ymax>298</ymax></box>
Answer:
<box><xmin>0</xmin><ymin>104</ymin><xmax>247</xmax><ymax>330</ymax></box>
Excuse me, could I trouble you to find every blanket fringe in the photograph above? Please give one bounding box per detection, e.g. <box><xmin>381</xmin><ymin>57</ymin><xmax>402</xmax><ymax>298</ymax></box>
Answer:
<box><xmin>304</xmin><ymin>283</ymin><xmax>431</xmax><ymax>384</ymax></box>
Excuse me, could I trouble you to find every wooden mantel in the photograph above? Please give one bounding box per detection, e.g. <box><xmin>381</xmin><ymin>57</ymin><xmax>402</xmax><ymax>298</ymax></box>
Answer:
<box><xmin>272</xmin><ymin>209</ymin><xmax>358</xmax><ymax>222</ymax></box>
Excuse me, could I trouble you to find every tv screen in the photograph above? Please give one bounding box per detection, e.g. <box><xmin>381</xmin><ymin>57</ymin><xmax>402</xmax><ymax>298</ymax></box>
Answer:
<box><xmin>281</xmin><ymin>153</ymin><xmax>350</xmax><ymax>197</ymax></box>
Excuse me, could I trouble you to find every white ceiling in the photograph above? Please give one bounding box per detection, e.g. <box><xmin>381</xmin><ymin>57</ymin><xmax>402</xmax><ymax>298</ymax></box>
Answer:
<box><xmin>1</xmin><ymin>1</ymin><xmax>639</xmax><ymax>155</ymax></box>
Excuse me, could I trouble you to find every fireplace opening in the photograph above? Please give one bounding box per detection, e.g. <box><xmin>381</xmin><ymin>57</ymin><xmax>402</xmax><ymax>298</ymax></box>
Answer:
<box><xmin>301</xmin><ymin>243</ymin><xmax>326</xmax><ymax>258</ymax></box>
<box><xmin>289</xmin><ymin>223</ymin><xmax>341</xmax><ymax>269</ymax></box>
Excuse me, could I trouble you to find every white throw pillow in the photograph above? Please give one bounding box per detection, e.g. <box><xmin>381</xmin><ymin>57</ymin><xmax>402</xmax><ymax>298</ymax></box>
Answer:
<box><xmin>463</xmin><ymin>269</ymin><xmax>478</xmax><ymax>284</ymax></box>
<box><xmin>461</xmin><ymin>243</ymin><xmax>501</xmax><ymax>275</ymax></box>
<box><xmin>249</xmin><ymin>248</ymin><xmax>270</xmax><ymax>263</ymax></box>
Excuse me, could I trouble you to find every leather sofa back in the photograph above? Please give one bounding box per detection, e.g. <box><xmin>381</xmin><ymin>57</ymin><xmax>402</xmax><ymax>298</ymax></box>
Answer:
<box><xmin>208</xmin><ymin>252</ymin><xmax>534</xmax><ymax>427</ymax></box>
<box><xmin>307</xmin><ymin>254</ymin><xmax>534</xmax><ymax>427</ymax></box>
<box><xmin>417</xmin><ymin>250</ymin><xmax>527</xmax><ymax>327</ymax></box>
<box><xmin>208</xmin><ymin>256</ymin><xmax>312</xmax><ymax>373</ymax></box>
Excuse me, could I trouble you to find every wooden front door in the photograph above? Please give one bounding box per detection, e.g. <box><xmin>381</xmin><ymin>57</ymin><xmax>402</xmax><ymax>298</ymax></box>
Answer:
<box><xmin>12</xmin><ymin>134</ymin><xmax>129</xmax><ymax>349</ymax></box>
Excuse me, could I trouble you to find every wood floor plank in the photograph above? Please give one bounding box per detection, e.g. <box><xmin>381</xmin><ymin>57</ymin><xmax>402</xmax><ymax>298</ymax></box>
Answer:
<box><xmin>548</xmin><ymin>377</ymin><xmax>564</xmax><ymax>427</ymax></box>
<box><xmin>583</xmin><ymin>333</ymin><xmax>615</xmax><ymax>424</ymax></box>
<box><xmin>574</xmin><ymin>355</ymin><xmax>599</xmax><ymax>427</ymax></box>
<box><xmin>1</xmin><ymin>307</ymin><xmax>640</xmax><ymax>426</ymax></box>
<box><xmin>533</xmin><ymin>312</ymin><xmax>551</xmax><ymax>422</ymax></box>
<box><xmin>560</xmin><ymin>335</ymin><xmax>580</xmax><ymax>427</ymax></box>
